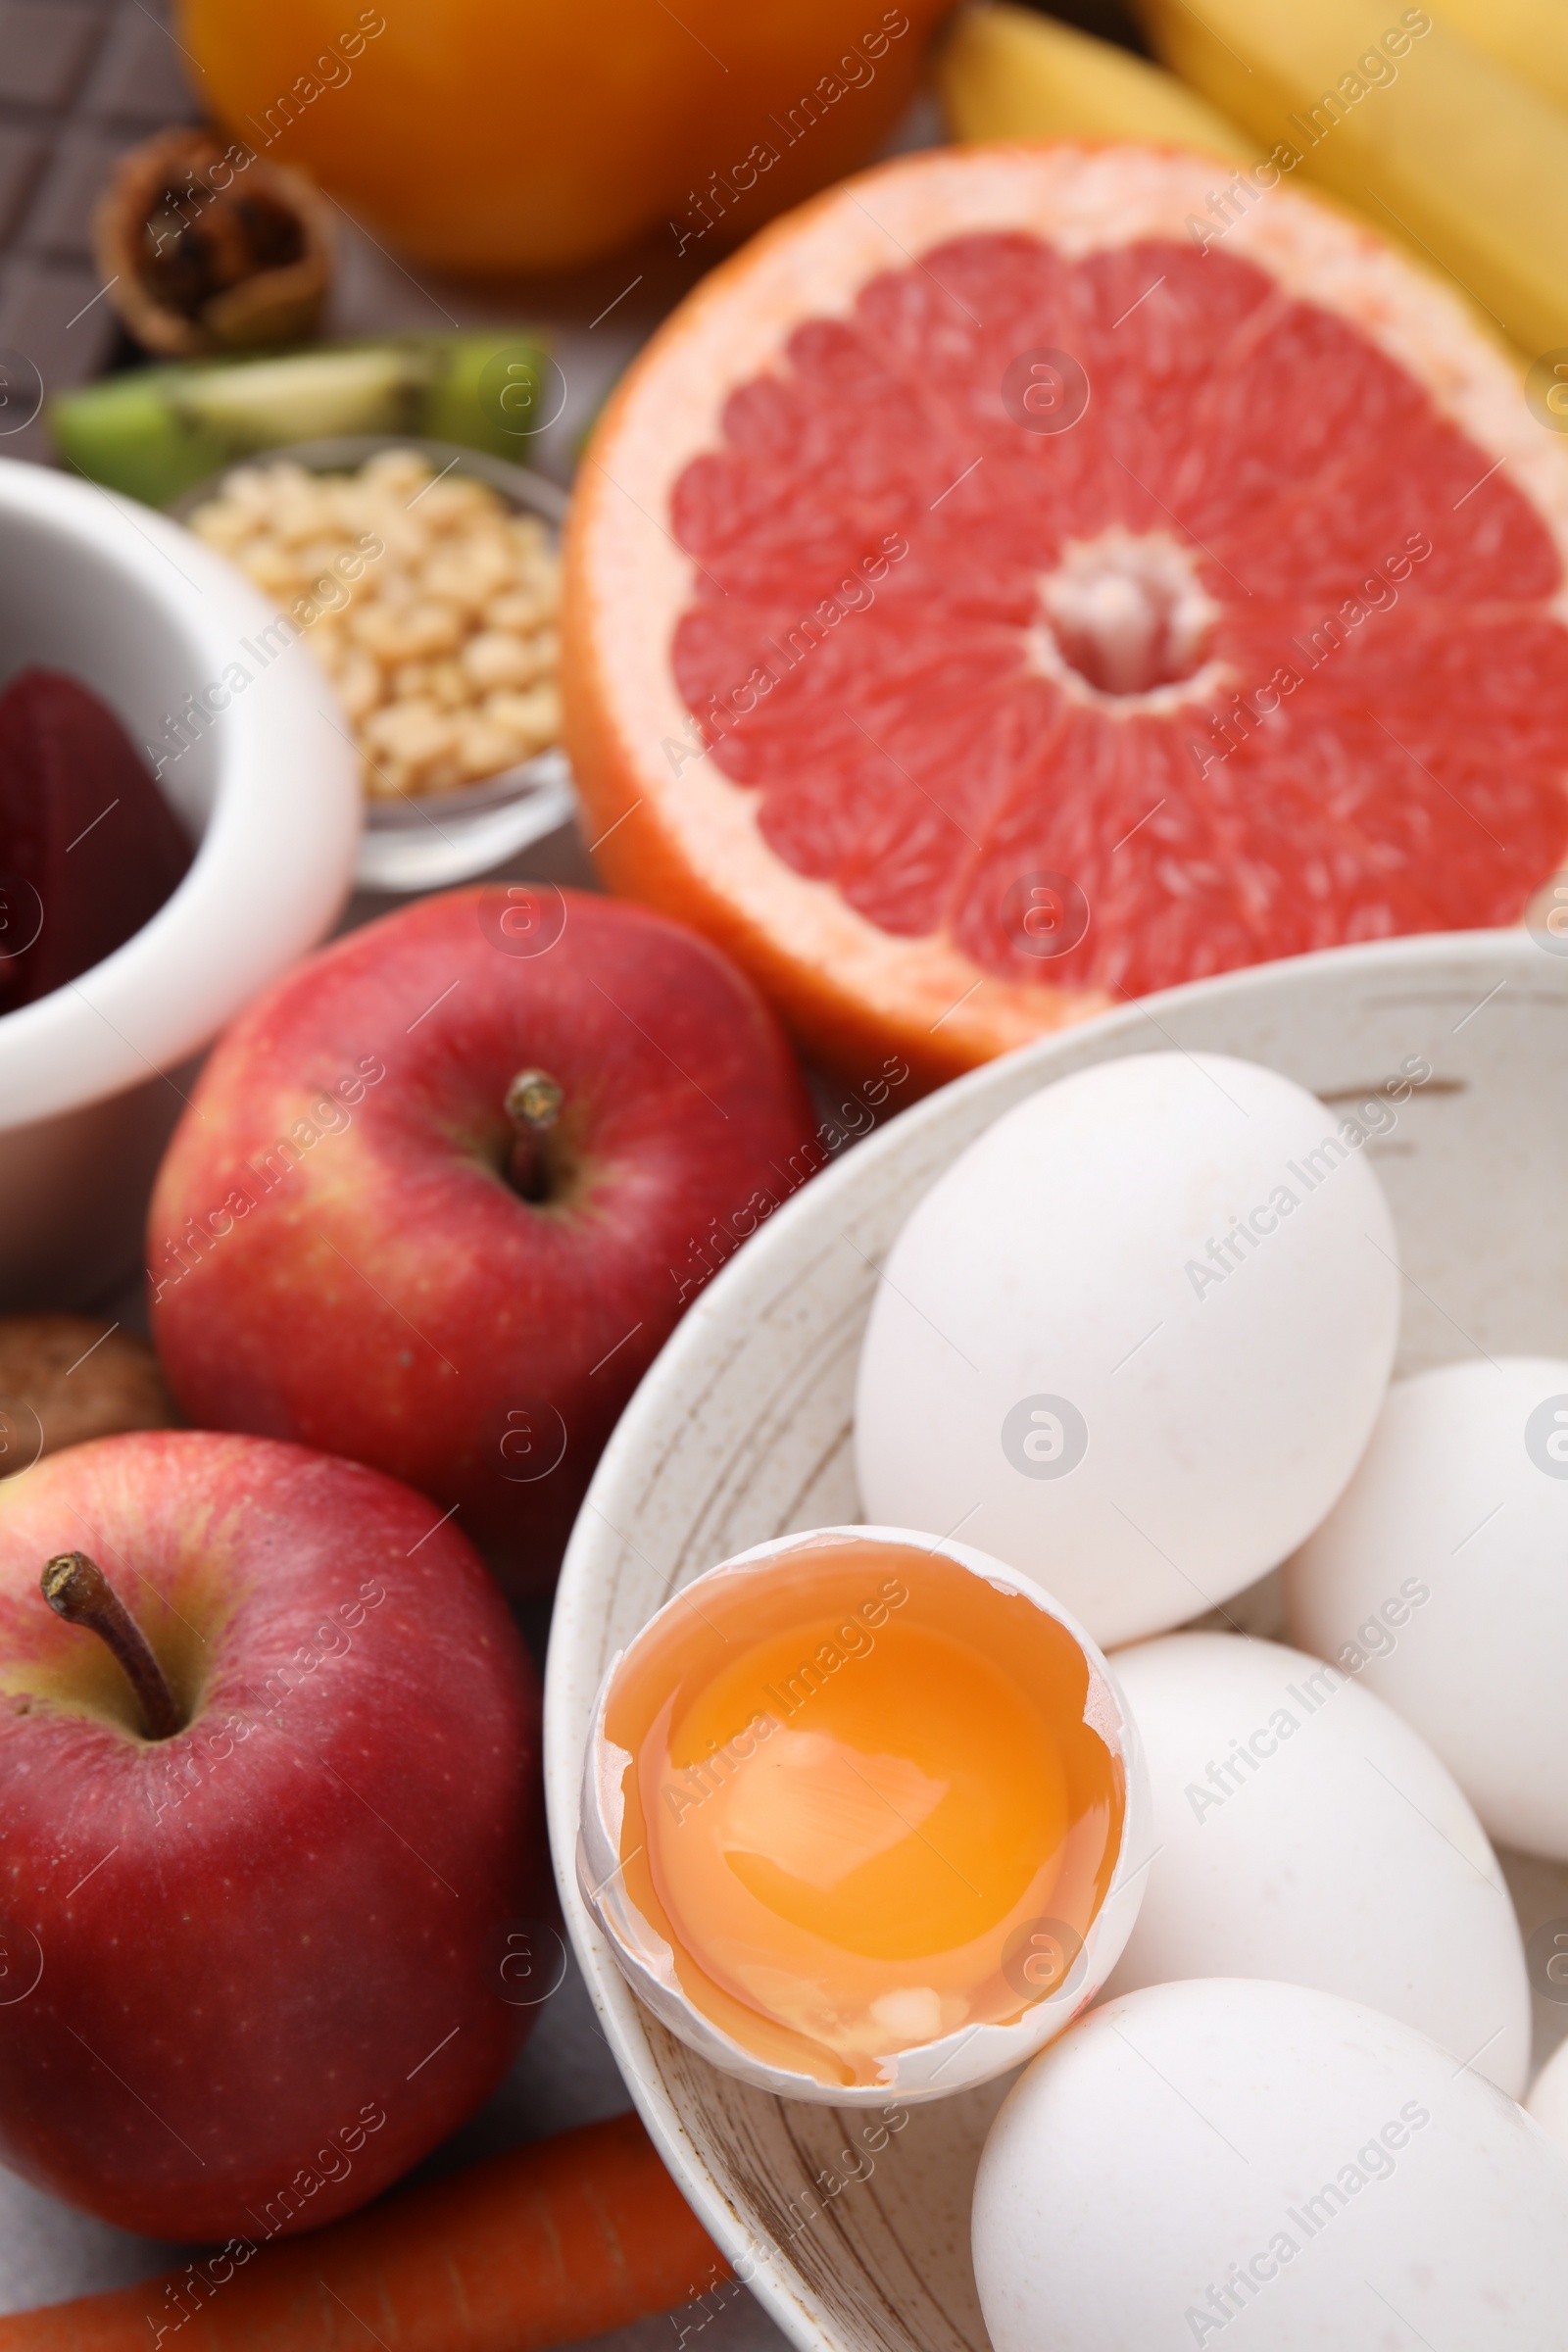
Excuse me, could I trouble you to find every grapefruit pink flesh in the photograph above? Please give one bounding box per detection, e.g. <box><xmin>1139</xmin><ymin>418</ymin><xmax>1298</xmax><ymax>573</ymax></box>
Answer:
<box><xmin>564</xmin><ymin>148</ymin><xmax>1568</xmax><ymax>1083</ymax></box>
<box><xmin>669</xmin><ymin>231</ymin><xmax>1568</xmax><ymax>999</ymax></box>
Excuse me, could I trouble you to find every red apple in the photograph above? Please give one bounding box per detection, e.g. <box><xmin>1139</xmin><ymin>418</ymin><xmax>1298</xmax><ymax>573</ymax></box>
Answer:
<box><xmin>146</xmin><ymin>885</ymin><xmax>817</xmax><ymax>1585</ymax></box>
<box><xmin>0</xmin><ymin>1430</ymin><xmax>546</xmax><ymax>2242</ymax></box>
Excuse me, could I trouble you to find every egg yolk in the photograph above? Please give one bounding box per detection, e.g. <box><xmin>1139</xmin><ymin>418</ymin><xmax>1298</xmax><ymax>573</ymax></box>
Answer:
<box><xmin>604</xmin><ymin>1534</ymin><xmax>1125</xmax><ymax>2086</ymax></box>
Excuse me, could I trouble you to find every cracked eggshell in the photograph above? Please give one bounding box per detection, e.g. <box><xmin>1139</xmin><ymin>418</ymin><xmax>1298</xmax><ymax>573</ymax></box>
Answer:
<box><xmin>575</xmin><ymin>1523</ymin><xmax>1151</xmax><ymax>2106</ymax></box>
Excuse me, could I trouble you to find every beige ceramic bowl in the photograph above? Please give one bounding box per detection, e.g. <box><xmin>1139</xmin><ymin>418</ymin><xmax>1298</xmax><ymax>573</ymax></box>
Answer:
<box><xmin>546</xmin><ymin>924</ymin><xmax>1568</xmax><ymax>2352</ymax></box>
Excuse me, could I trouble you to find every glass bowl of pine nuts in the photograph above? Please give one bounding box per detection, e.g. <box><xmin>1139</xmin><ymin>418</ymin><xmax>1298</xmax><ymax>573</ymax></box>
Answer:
<box><xmin>176</xmin><ymin>437</ymin><xmax>576</xmax><ymax>892</ymax></box>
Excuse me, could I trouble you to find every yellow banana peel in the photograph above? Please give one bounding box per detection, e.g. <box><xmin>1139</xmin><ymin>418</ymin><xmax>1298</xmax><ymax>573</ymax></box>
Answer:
<box><xmin>1134</xmin><ymin>0</ymin><xmax>1568</xmax><ymax>357</ymax></box>
<box><xmin>936</xmin><ymin>3</ymin><xmax>1255</xmax><ymax>163</ymax></box>
<box><xmin>1424</xmin><ymin>0</ymin><xmax>1568</xmax><ymax>117</ymax></box>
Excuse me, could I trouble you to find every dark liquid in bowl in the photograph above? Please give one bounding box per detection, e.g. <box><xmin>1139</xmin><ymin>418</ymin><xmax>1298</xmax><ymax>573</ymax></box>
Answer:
<box><xmin>0</xmin><ymin>667</ymin><xmax>193</xmax><ymax>1015</ymax></box>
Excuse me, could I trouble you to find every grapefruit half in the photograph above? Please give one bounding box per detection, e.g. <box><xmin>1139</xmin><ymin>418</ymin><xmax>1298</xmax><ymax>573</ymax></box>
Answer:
<box><xmin>564</xmin><ymin>145</ymin><xmax>1568</xmax><ymax>1089</ymax></box>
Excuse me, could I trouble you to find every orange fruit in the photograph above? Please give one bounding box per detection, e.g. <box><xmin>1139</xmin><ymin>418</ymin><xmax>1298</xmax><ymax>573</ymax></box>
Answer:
<box><xmin>176</xmin><ymin>0</ymin><xmax>948</xmax><ymax>274</ymax></box>
<box><xmin>564</xmin><ymin>143</ymin><xmax>1568</xmax><ymax>1090</ymax></box>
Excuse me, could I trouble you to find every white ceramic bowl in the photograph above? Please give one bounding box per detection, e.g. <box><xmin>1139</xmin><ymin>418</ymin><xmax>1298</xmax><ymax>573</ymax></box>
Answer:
<box><xmin>0</xmin><ymin>457</ymin><xmax>360</xmax><ymax>1307</ymax></box>
<box><xmin>546</xmin><ymin>925</ymin><xmax>1568</xmax><ymax>2352</ymax></box>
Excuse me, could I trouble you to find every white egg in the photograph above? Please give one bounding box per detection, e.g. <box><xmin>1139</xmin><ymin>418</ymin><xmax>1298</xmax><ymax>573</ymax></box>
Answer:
<box><xmin>856</xmin><ymin>1051</ymin><xmax>1403</xmax><ymax>1647</ymax></box>
<box><xmin>1528</xmin><ymin>2037</ymin><xmax>1568</xmax><ymax>2155</ymax></box>
<box><xmin>1103</xmin><ymin>1632</ymin><xmax>1528</xmax><ymax>2093</ymax></box>
<box><xmin>1285</xmin><ymin>1357</ymin><xmax>1568</xmax><ymax>1860</ymax></box>
<box><xmin>972</xmin><ymin>1979</ymin><xmax>1568</xmax><ymax>2352</ymax></box>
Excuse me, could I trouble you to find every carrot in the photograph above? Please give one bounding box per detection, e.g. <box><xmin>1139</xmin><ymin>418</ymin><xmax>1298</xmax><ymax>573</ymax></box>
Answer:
<box><xmin>0</xmin><ymin>2112</ymin><xmax>734</xmax><ymax>2352</ymax></box>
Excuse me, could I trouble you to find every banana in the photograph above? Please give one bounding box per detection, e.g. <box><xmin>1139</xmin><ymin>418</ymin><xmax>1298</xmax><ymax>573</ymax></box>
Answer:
<box><xmin>1133</xmin><ymin>0</ymin><xmax>1568</xmax><ymax>357</ymax></box>
<box><xmin>936</xmin><ymin>3</ymin><xmax>1255</xmax><ymax>162</ymax></box>
<box><xmin>1424</xmin><ymin>0</ymin><xmax>1568</xmax><ymax>117</ymax></box>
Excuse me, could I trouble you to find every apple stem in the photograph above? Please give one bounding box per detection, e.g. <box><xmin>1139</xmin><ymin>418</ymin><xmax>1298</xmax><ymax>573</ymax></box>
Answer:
<box><xmin>505</xmin><ymin>1068</ymin><xmax>564</xmax><ymax>1131</ymax></box>
<box><xmin>41</xmin><ymin>1552</ymin><xmax>181</xmax><ymax>1740</ymax></box>
<box><xmin>504</xmin><ymin>1067</ymin><xmax>564</xmax><ymax>1201</ymax></box>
